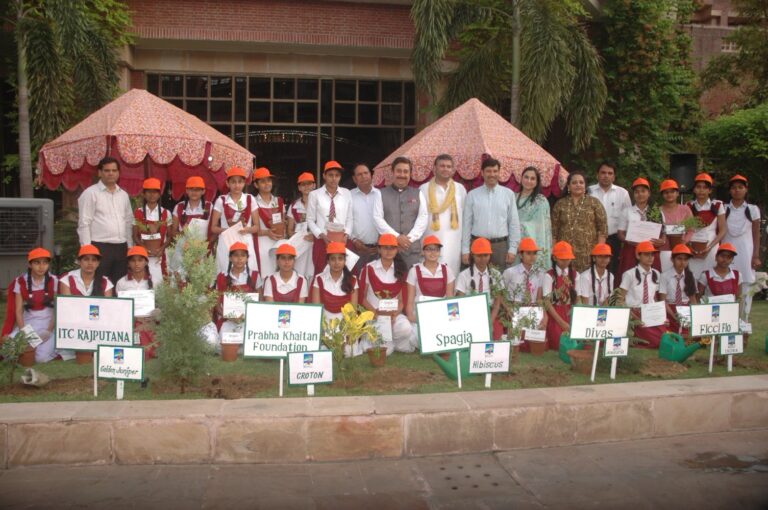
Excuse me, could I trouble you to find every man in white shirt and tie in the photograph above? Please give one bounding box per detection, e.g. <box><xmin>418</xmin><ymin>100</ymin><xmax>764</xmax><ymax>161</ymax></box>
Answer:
<box><xmin>588</xmin><ymin>161</ymin><xmax>631</xmax><ymax>277</ymax></box>
<box><xmin>349</xmin><ymin>163</ymin><xmax>381</xmax><ymax>273</ymax></box>
<box><xmin>306</xmin><ymin>160</ymin><xmax>354</xmax><ymax>275</ymax></box>
<box><xmin>77</xmin><ymin>157</ymin><xmax>133</xmax><ymax>285</ymax></box>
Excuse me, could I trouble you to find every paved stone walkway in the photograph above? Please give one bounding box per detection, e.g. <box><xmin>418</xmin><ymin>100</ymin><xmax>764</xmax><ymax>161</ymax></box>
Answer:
<box><xmin>1</xmin><ymin>429</ymin><xmax>766</xmax><ymax>509</ymax></box>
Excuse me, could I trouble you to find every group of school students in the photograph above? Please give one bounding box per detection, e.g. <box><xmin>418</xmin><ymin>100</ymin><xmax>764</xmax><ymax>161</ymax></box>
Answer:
<box><xmin>1</xmin><ymin>168</ymin><xmax>758</xmax><ymax>363</ymax></box>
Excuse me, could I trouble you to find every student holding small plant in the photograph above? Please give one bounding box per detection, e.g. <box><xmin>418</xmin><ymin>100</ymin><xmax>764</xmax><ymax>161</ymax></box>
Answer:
<box><xmin>659</xmin><ymin>244</ymin><xmax>698</xmax><ymax>334</ymax></box>
<box><xmin>543</xmin><ymin>241</ymin><xmax>579</xmax><ymax>351</ymax></box>
<box><xmin>618</xmin><ymin>241</ymin><xmax>667</xmax><ymax>348</ymax></box>
<box><xmin>213</xmin><ymin>242</ymin><xmax>262</xmax><ymax>345</ymax></box>
<box><xmin>133</xmin><ymin>178</ymin><xmax>172</xmax><ymax>283</ymax></box>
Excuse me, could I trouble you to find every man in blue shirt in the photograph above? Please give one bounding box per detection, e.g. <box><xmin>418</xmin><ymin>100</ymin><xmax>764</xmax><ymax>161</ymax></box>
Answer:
<box><xmin>461</xmin><ymin>158</ymin><xmax>521</xmax><ymax>269</ymax></box>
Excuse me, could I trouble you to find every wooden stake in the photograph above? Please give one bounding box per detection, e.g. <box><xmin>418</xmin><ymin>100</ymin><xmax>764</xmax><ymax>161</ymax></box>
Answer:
<box><xmin>610</xmin><ymin>357</ymin><xmax>617</xmax><ymax>380</ymax></box>
<box><xmin>484</xmin><ymin>373</ymin><xmax>492</xmax><ymax>388</ymax></box>
<box><xmin>456</xmin><ymin>351</ymin><xmax>462</xmax><ymax>389</ymax></box>
<box><xmin>116</xmin><ymin>380</ymin><xmax>124</xmax><ymax>400</ymax></box>
<box><xmin>708</xmin><ymin>339</ymin><xmax>716</xmax><ymax>374</ymax></box>
<box><xmin>590</xmin><ymin>341</ymin><xmax>600</xmax><ymax>382</ymax></box>
<box><xmin>93</xmin><ymin>355</ymin><xmax>98</xmax><ymax>397</ymax></box>
<box><xmin>307</xmin><ymin>384</ymin><xmax>315</xmax><ymax>396</ymax></box>
<box><xmin>279</xmin><ymin>359</ymin><xmax>284</xmax><ymax>397</ymax></box>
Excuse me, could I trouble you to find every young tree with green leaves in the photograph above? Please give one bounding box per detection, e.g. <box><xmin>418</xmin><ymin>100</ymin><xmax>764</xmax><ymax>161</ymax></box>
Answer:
<box><xmin>411</xmin><ymin>0</ymin><xmax>607</xmax><ymax>151</ymax></box>
<box><xmin>4</xmin><ymin>0</ymin><xmax>132</xmax><ymax>197</ymax></box>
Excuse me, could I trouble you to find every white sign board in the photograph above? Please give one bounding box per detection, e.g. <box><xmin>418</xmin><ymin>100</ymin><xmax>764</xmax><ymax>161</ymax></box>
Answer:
<box><xmin>55</xmin><ymin>296</ymin><xmax>134</xmax><ymax>351</ymax></box>
<box><xmin>603</xmin><ymin>337</ymin><xmax>629</xmax><ymax>357</ymax></box>
<box><xmin>468</xmin><ymin>342</ymin><xmax>511</xmax><ymax>374</ymax></box>
<box><xmin>569</xmin><ymin>306</ymin><xmax>631</xmax><ymax>341</ymax></box>
<box><xmin>97</xmin><ymin>345</ymin><xmax>144</xmax><ymax>381</ymax></box>
<box><xmin>243</xmin><ymin>302</ymin><xmax>322</xmax><ymax>358</ymax></box>
<box><xmin>288</xmin><ymin>350</ymin><xmax>333</xmax><ymax>385</ymax></box>
<box><xmin>118</xmin><ymin>289</ymin><xmax>155</xmax><ymax>318</ymax></box>
<box><xmin>416</xmin><ymin>294</ymin><xmax>491</xmax><ymax>354</ymax></box>
<box><xmin>719</xmin><ymin>334</ymin><xmax>744</xmax><ymax>355</ymax></box>
<box><xmin>223</xmin><ymin>292</ymin><xmax>260</xmax><ymax>319</ymax></box>
<box><xmin>690</xmin><ymin>302</ymin><xmax>739</xmax><ymax>338</ymax></box>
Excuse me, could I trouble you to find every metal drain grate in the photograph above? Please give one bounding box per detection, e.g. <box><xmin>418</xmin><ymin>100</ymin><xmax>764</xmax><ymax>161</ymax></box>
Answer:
<box><xmin>415</xmin><ymin>453</ymin><xmax>524</xmax><ymax>500</ymax></box>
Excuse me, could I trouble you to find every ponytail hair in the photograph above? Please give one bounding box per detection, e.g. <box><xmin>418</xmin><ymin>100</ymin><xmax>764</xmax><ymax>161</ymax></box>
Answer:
<box><xmin>226</xmin><ymin>261</ymin><xmax>233</xmax><ymax>289</ymax></box>
<box><xmin>634</xmin><ymin>266</ymin><xmax>659</xmax><ymax>285</ymax></box>
<box><xmin>590</xmin><ymin>262</ymin><xmax>598</xmax><ymax>306</ymax></box>
<box><xmin>23</xmin><ymin>269</ymin><xmax>54</xmax><ymax>310</ymax></box>
<box><xmin>341</xmin><ymin>266</ymin><xmax>355</xmax><ymax>294</ymax></box>
<box><xmin>92</xmin><ymin>276</ymin><xmax>104</xmax><ymax>297</ymax></box>
<box><xmin>683</xmin><ymin>266</ymin><xmax>696</xmax><ymax>297</ymax></box>
<box><xmin>245</xmin><ymin>263</ymin><xmax>254</xmax><ymax>291</ymax></box>
<box><xmin>393</xmin><ymin>253</ymin><xmax>408</xmax><ymax>281</ymax></box>
<box><xmin>469</xmin><ymin>255</ymin><xmax>477</xmax><ymax>292</ymax></box>
<box><xmin>145</xmin><ymin>266</ymin><xmax>154</xmax><ymax>289</ymax></box>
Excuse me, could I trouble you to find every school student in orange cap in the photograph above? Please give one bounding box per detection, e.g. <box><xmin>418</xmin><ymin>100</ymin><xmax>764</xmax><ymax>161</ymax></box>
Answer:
<box><xmin>618</xmin><ymin>240</ymin><xmax>667</xmax><ymax>348</ymax></box>
<box><xmin>210</xmin><ymin>166</ymin><xmax>259</xmax><ymax>276</ymax></box>
<box><xmin>1</xmin><ymin>248</ymin><xmax>59</xmax><ymax>363</ymax></box>
<box><xmin>359</xmin><ymin>234</ymin><xmax>414</xmax><ymax>354</ymax></box>
<box><xmin>455</xmin><ymin>237</ymin><xmax>504</xmax><ymax>340</ymax></box>
<box><xmin>263</xmin><ymin>242</ymin><xmax>308</xmax><ymax>304</ymax></box>
<box><xmin>723</xmin><ymin>174</ymin><xmax>761</xmax><ymax>317</ymax></box>
<box><xmin>697</xmin><ymin>243</ymin><xmax>741</xmax><ymax>303</ymax></box>
<box><xmin>657</xmin><ymin>179</ymin><xmax>694</xmax><ymax>273</ymax></box>
<box><xmin>171</xmin><ymin>175</ymin><xmax>213</xmax><ymax>241</ymax></box>
<box><xmin>687</xmin><ymin>172</ymin><xmax>727</xmax><ymax>280</ymax></box>
<box><xmin>659</xmin><ymin>244</ymin><xmax>698</xmax><ymax>335</ymax></box>
<box><xmin>60</xmin><ymin>245</ymin><xmax>114</xmax><ymax>297</ymax></box>
<box><xmin>578</xmin><ymin>243</ymin><xmax>615</xmax><ymax>306</ymax></box>
<box><xmin>133</xmin><ymin>177</ymin><xmax>172</xmax><ymax>284</ymax></box>
<box><xmin>252</xmin><ymin>167</ymin><xmax>285</xmax><ymax>277</ymax></box>
<box><xmin>116</xmin><ymin>246</ymin><xmax>158</xmax><ymax>359</ymax></box>
<box><xmin>542</xmin><ymin>241</ymin><xmax>580</xmax><ymax>351</ymax></box>
<box><xmin>286</xmin><ymin>171</ymin><xmax>317</xmax><ymax>281</ymax></box>
<box><xmin>311</xmin><ymin>241</ymin><xmax>358</xmax><ymax>322</ymax></box>
<box><xmin>617</xmin><ymin>177</ymin><xmax>662</xmax><ymax>277</ymax></box>
<box><xmin>213</xmin><ymin>242</ymin><xmax>262</xmax><ymax>349</ymax></box>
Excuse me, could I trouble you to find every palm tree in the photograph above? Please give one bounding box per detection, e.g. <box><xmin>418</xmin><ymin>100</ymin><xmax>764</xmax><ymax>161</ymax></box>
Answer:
<box><xmin>411</xmin><ymin>0</ymin><xmax>606</xmax><ymax>151</ymax></box>
<box><xmin>7</xmin><ymin>0</ymin><xmax>132</xmax><ymax>197</ymax></box>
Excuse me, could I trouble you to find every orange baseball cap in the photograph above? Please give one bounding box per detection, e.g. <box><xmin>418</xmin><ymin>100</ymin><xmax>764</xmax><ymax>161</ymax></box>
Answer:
<box><xmin>659</xmin><ymin>179</ymin><xmax>679</xmax><ymax>192</ymax></box>
<box><xmin>275</xmin><ymin>244</ymin><xmax>297</xmax><ymax>257</ymax></box>
<box><xmin>326</xmin><ymin>242</ymin><xmax>347</xmax><ymax>255</ymax></box>
<box><xmin>518</xmin><ymin>237</ymin><xmax>540</xmax><ymax>252</ymax></box>
<box><xmin>590</xmin><ymin>243</ymin><xmax>612</xmax><ymax>256</ymax></box>
<box><xmin>127</xmin><ymin>246</ymin><xmax>149</xmax><ymax>259</ymax></box>
<box><xmin>253</xmin><ymin>167</ymin><xmax>273</xmax><ymax>180</ymax></box>
<box><xmin>694</xmin><ymin>173</ymin><xmax>713</xmax><ymax>185</ymax></box>
<box><xmin>186</xmin><ymin>176</ymin><xmax>206</xmax><ymax>189</ymax></box>
<box><xmin>78</xmin><ymin>244</ymin><xmax>101</xmax><ymax>258</ymax></box>
<box><xmin>635</xmin><ymin>241</ymin><xmax>658</xmax><ymax>255</ymax></box>
<box><xmin>297</xmin><ymin>172</ymin><xmax>315</xmax><ymax>184</ymax></box>
<box><xmin>552</xmin><ymin>241</ymin><xmax>576</xmax><ymax>260</ymax></box>
<box><xmin>423</xmin><ymin>235</ymin><xmax>442</xmax><ymax>247</ymax></box>
<box><xmin>142</xmin><ymin>178</ymin><xmax>162</xmax><ymax>191</ymax></box>
<box><xmin>632</xmin><ymin>178</ymin><xmax>650</xmax><ymax>189</ymax></box>
<box><xmin>717</xmin><ymin>243</ymin><xmax>737</xmax><ymax>255</ymax></box>
<box><xmin>28</xmin><ymin>247</ymin><xmax>52</xmax><ymax>262</ymax></box>
<box><xmin>470</xmin><ymin>238</ymin><xmax>492</xmax><ymax>255</ymax></box>
<box><xmin>729</xmin><ymin>174</ymin><xmax>748</xmax><ymax>185</ymax></box>
<box><xmin>323</xmin><ymin>160</ymin><xmax>343</xmax><ymax>173</ymax></box>
<box><xmin>671</xmin><ymin>244</ymin><xmax>693</xmax><ymax>257</ymax></box>
<box><xmin>229</xmin><ymin>242</ymin><xmax>248</xmax><ymax>253</ymax></box>
<box><xmin>378</xmin><ymin>233</ymin><xmax>398</xmax><ymax>247</ymax></box>
<box><xmin>227</xmin><ymin>166</ymin><xmax>247</xmax><ymax>180</ymax></box>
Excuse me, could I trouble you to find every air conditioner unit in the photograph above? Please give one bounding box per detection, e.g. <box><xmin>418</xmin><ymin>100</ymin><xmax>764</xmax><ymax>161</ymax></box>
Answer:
<box><xmin>0</xmin><ymin>198</ymin><xmax>54</xmax><ymax>290</ymax></box>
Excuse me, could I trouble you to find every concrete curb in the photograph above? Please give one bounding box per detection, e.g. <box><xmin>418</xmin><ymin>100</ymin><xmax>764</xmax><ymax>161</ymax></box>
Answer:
<box><xmin>2</xmin><ymin>375</ymin><xmax>767</xmax><ymax>468</ymax></box>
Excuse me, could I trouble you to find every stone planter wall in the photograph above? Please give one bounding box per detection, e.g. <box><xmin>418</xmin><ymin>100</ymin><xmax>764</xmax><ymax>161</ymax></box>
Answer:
<box><xmin>1</xmin><ymin>375</ymin><xmax>767</xmax><ymax>468</ymax></box>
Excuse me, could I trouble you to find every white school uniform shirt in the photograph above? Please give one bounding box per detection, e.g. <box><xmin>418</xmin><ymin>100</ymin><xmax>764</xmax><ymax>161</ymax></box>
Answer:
<box><xmin>213</xmin><ymin>193</ymin><xmax>257</xmax><ymax>226</ymax></box>
<box><xmin>542</xmin><ymin>265</ymin><xmax>580</xmax><ymax>297</ymax></box>
<box><xmin>406</xmin><ymin>263</ymin><xmax>455</xmax><ymax>299</ymax></box>
<box><xmin>502</xmin><ymin>264</ymin><xmax>544</xmax><ymax>303</ymax></box>
<box><xmin>63</xmin><ymin>269</ymin><xmax>114</xmax><ymax>295</ymax></box>
<box><xmin>724</xmin><ymin>201</ymin><xmax>760</xmax><ymax>284</ymax></box>
<box><xmin>578</xmin><ymin>267</ymin><xmax>614</xmax><ymax>305</ymax></box>
<box><xmin>618</xmin><ymin>204</ymin><xmax>650</xmax><ymax>232</ymax></box>
<box><xmin>697</xmin><ymin>269</ymin><xmax>739</xmax><ymax>298</ymax></box>
<box><xmin>589</xmin><ymin>184</ymin><xmax>631</xmax><ymax>236</ymax></box>
<box><xmin>313</xmin><ymin>266</ymin><xmax>359</xmax><ymax>295</ymax></box>
<box><xmin>306</xmin><ymin>185</ymin><xmax>354</xmax><ymax>237</ymax></box>
<box><xmin>135</xmin><ymin>204</ymin><xmax>172</xmax><ymax>225</ymax></box>
<box><xmin>77</xmin><ymin>181</ymin><xmax>133</xmax><ymax>245</ymax></box>
<box><xmin>115</xmin><ymin>275</ymin><xmax>151</xmax><ymax>295</ymax></box>
<box><xmin>363</xmin><ymin>259</ymin><xmax>402</xmax><ymax>308</ymax></box>
<box><xmin>455</xmin><ymin>265</ymin><xmax>491</xmax><ymax>296</ymax></box>
<box><xmin>263</xmin><ymin>271</ymin><xmax>309</xmax><ymax>299</ymax></box>
<box><xmin>660</xmin><ymin>269</ymin><xmax>690</xmax><ymax>304</ymax></box>
<box><xmin>620</xmin><ymin>266</ymin><xmax>660</xmax><ymax>306</ymax></box>
<box><xmin>13</xmin><ymin>274</ymin><xmax>59</xmax><ymax>295</ymax></box>
<box><xmin>172</xmin><ymin>200</ymin><xmax>206</xmax><ymax>219</ymax></box>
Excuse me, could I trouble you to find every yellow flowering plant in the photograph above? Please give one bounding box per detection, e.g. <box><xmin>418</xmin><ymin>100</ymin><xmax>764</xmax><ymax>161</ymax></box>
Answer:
<box><xmin>322</xmin><ymin>303</ymin><xmax>379</xmax><ymax>379</ymax></box>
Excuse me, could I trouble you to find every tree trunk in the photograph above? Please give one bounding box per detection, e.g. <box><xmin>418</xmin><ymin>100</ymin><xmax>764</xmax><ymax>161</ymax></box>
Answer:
<box><xmin>17</xmin><ymin>5</ymin><xmax>34</xmax><ymax>198</ymax></box>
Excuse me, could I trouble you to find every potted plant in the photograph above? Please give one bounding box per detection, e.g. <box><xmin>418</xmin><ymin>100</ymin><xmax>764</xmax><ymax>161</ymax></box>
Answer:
<box><xmin>321</xmin><ymin>303</ymin><xmax>378</xmax><ymax>378</ymax></box>
<box><xmin>497</xmin><ymin>281</ymin><xmax>543</xmax><ymax>354</ymax></box>
<box><xmin>0</xmin><ymin>329</ymin><xmax>34</xmax><ymax>385</ymax></box>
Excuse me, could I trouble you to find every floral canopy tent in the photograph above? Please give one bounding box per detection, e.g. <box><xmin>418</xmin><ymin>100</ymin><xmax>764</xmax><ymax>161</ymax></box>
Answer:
<box><xmin>38</xmin><ymin>89</ymin><xmax>254</xmax><ymax>199</ymax></box>
<box><xmin>372</xmin><ymin>98</ymin><xmax>568</xmax><ymax>196</ymax></box>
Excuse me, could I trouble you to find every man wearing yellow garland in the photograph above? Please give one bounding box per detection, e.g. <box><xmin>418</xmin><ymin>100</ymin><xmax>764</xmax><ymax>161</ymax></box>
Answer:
<box><xmin>419</xmin><ymin>154</ymin><xmax>466</xmax><ymax>277</ymax></box>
